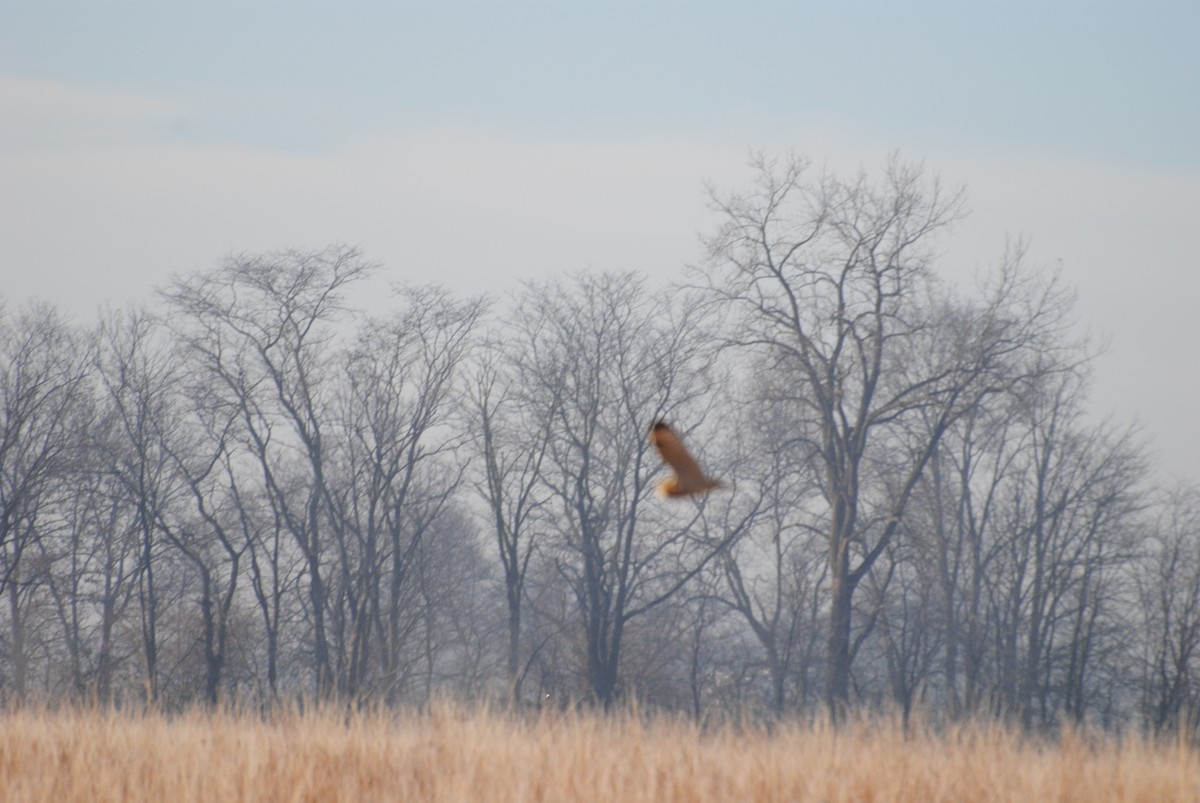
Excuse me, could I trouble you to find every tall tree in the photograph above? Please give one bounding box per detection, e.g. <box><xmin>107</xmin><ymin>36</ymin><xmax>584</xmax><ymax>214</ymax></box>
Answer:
<box><xmin>161</xmin><ymin>246</ymin><xmax>373</xmax><ymax>696</ymax></box>
<box><xmin>327</xmin><ymin>286</ymin><xmax>485</xmax><ymax>699</ymax></box>
<box><xmin>469</xmin><ymin>342</ymin><xmax>558</xmax><ymax>706</ymax></box>
<box><xmin>507</xmin><ymin>271</ymin><xmax>732</xmax><ymax>708</ymax></box>
<box><xmin>996</xmin><ymin>366</ymin><xmax>1145</xmax><ymax>728</ymax></box>
<box><xmin>702</xmin><ymin>155</ymin><xmax>1075</xmax><ymax>716</ymax></box>
<box><xmin>92</xmin><ymin>307</ymin><xmax>185</xmax><ymax>702</ymax></box>
<box><xmin>0</xmin><ymin>302</ymin><xmax>92</xmax><ymax>699</ymax></box>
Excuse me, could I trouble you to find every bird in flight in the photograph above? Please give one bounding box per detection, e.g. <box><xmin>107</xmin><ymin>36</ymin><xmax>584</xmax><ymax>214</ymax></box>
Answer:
<box><xmin>649</xmin><ymin>421</ymin><xmax>722</xmax><ymax>498</ymax></box>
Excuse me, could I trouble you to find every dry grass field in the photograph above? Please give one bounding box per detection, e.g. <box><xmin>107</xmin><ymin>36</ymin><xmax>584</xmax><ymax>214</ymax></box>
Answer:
<box><xmin>0</xmin><ymin>704</ymin><xmax>1196</xmax><ymax>803</ymax></box>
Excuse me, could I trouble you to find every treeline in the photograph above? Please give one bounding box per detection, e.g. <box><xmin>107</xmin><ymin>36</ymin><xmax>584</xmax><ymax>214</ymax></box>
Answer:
<box><xmin>1</xmin><ymin>155</ymin><xmax>1197</xmax><ymax>737</ymax></box>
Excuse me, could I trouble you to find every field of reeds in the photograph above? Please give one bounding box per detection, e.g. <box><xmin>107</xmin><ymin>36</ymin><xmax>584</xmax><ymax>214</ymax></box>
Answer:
<box><xmin>0</xmin><ymin>704</ymin><xmax>1196</xmax><ymax>802</ymax></box>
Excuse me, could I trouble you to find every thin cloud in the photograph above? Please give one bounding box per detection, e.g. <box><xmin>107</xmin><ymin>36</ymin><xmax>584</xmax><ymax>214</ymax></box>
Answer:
<box><xmin>0</xmin><ymin>75</ymin><xmax>194</xmax><ymax>150</ymax></box>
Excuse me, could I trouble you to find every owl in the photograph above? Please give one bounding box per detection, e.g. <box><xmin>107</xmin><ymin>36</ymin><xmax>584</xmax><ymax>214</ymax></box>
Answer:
<box><xmin>649</xmin><ymin>421</ymin><xmax>722</xmax><ymax>498</ymax></box>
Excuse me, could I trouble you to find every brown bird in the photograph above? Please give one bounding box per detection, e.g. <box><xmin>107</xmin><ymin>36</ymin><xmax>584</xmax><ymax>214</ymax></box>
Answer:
<box><xmin>649</xmin><ymin>421</ymin><xmax>722</xmax><ymax>498</ymax></box>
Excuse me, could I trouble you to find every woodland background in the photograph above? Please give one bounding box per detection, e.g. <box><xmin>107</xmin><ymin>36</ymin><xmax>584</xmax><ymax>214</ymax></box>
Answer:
<box><xmin>2</xmin><ymin>155</ymin><xmax>1196</xmax><ymax>738</ymax></box>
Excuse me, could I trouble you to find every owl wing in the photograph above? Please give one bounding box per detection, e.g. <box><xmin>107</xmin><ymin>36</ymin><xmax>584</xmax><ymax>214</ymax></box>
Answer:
<box><xmin>650</xmin><ymin>422</ymin><xmax>708</xmax><ymax>486</ymax></box>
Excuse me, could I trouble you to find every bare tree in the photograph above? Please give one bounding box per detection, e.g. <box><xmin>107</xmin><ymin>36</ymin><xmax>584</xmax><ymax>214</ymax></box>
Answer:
<box><xmin>507</xmin><ymin>271</ymin><xmax>732</xmax><ymax>708</ymax></box>
<box><xmin>469</xmin><ymin>341</ymin><xmax>558</xmax><ymax>706</ymax></box>
<box><xmin>702</xmin><ymin>155</ymin><xmax>1076</xmax><ymax>716</ymax></box>
<box><xmin>89</xmin><ymin>306</ymin><xmax>191</xmax><ymax>702</ymax></box>
<box><xmin>982</xmin><ymin>362</ymin><xmax>1146</xmax><ymax>728</ymax></box>
<box><xmin>708</xmin><ymin>380</ymin><xmax>826</xmax><ymax>714</ymax></box>
<box><xmin>0</xmin><ymin>302</ymin><xmax>93</xmax><ymax>700</ymax></box>
<box><xmin>903</xmin><ymin>392</ymin><xmax>1027</xmax><ymax>719</ymax></box>
<box><xmin>1139</xmin><ymin>481</ymin><xmax>1200</xmax><ymax>739</ymax></box>
<box><xmin>38</xmin><ymin>465</ymin><xmax>132</xmax><ymax>699</ymax></box>
<box><xmin>860</xmin><ymin>538</ymin><xmax>942</xmax><ymax>724</ymax></box>
<box><xmin>153</xmin><ymin>400</ymin><xmax>251</xmax><ymax>706</ymax></box>
<box><xmin>327</xmin><ymin>286</ymin><xmax>485</xmax><ymax>700</ymax></box>
<box><xmin>161</xmin><ymin>246</ymin><xmax>373</xmax><ymax>697</ymax></box>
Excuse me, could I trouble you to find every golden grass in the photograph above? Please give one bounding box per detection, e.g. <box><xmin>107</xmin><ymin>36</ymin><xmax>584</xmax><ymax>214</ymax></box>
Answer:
<box><xmin>0</xmin><ymin>704</ymin><xmax>1196</xmax><ymax>802</ymax></box>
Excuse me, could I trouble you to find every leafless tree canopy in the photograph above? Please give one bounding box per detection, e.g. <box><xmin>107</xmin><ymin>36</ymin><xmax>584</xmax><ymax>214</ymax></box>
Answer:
<box><xmin>0</xmin><ymin>159</ymin><xmax>1193</xmax><ymax>738</ymax></box>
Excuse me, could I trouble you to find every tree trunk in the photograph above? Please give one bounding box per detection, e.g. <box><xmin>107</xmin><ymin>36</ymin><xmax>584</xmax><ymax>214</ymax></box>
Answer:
<box><xmin>6</xmin><ymin>579</ymin><xmax>27</xmax><ymax>700</ymax></box>
<box><xmin>825</xmin><ymin>554</ymin><xmax>854</xmax><ymax>719</ymax></box>
<box><xmin>506</xmin><ymin>590</ymin><xmax>522</xmax><ymax>706</ymax></box>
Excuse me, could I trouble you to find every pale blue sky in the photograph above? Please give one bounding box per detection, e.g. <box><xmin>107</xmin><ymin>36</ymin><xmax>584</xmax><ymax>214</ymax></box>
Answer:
<box><xmin>2</xmin><ymin>1</ymin><xmax>1198</xmax><ymax>479</ymax></box>
<box><xmin>5</xmin><ymin>2</ymin><xmax>1197</xmax><ymax>159</ymax></box>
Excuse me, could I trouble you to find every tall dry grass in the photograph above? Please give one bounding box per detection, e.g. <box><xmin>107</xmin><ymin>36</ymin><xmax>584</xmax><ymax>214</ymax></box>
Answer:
<box><xmin>0</xmin><ymin>703</ymin><xmax>1196</xmax><ymax>802</ymax></box>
